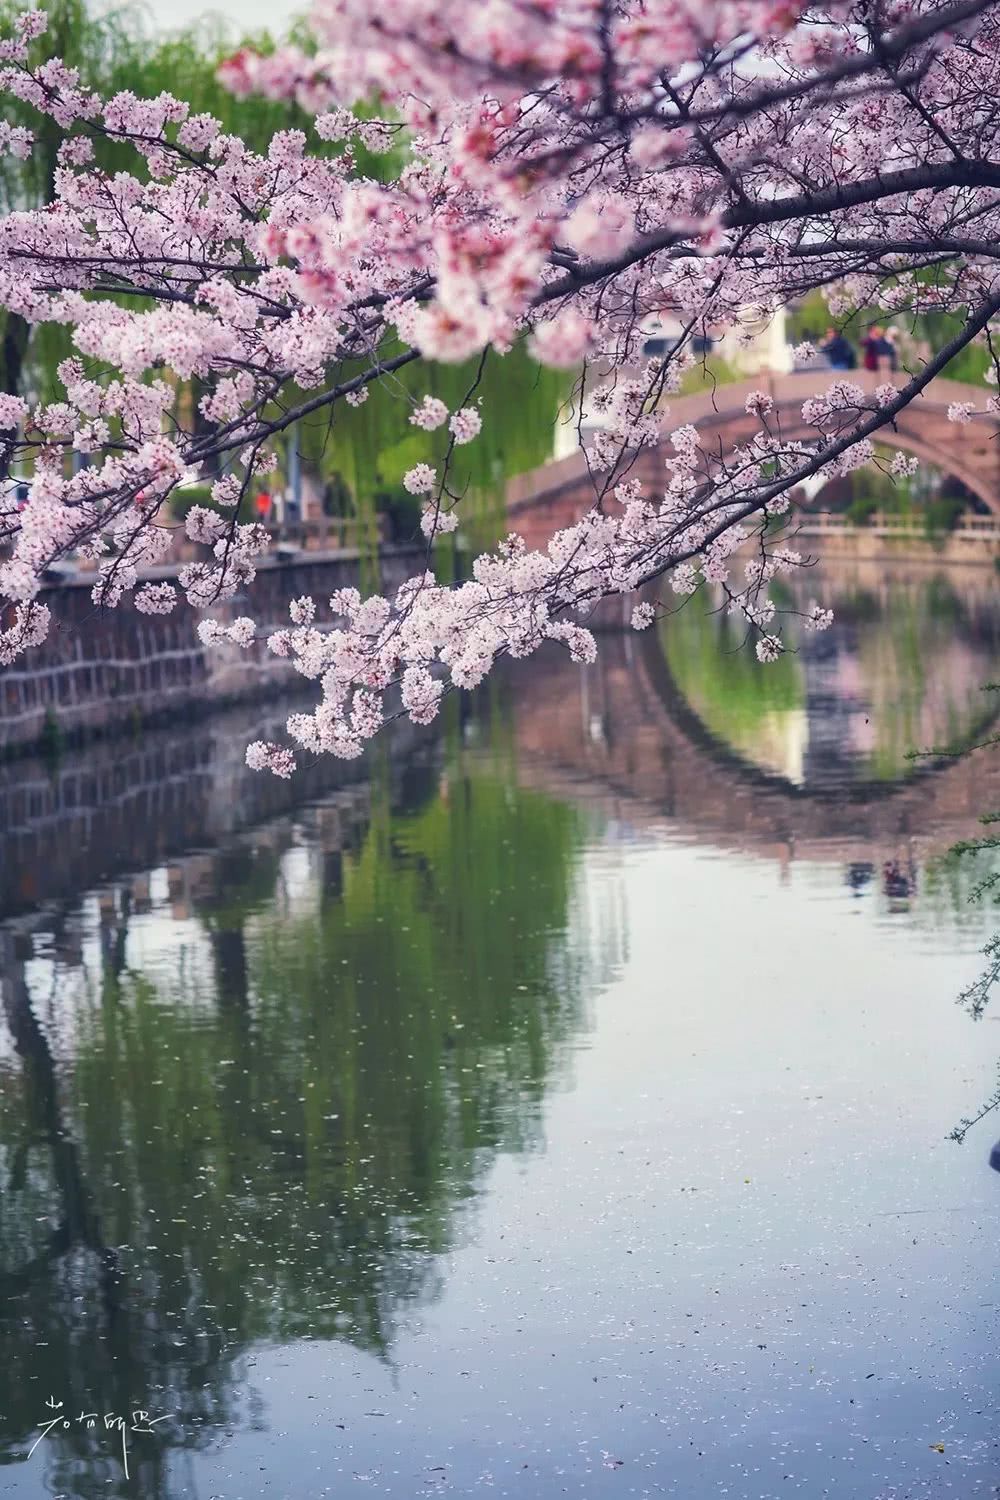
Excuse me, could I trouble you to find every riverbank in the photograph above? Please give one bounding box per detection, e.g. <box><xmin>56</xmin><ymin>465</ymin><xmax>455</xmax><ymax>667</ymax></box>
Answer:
<box><xmin>1</xmin><ymin>545</ymin><xmax>424</xmax><ymax>755</ymax></box>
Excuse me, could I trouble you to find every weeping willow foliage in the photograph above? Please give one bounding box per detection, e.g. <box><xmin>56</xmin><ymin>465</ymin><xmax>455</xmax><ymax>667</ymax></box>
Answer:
<box><xmin>287</xmin><ymin>344</ymin><xmax>571</xmax><ymax>554</ymax></box>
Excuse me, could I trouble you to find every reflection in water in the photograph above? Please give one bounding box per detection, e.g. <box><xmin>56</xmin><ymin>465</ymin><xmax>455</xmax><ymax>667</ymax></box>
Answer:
<box><xmin>0</xmin><ymin>731</ymin><xmax>623</xmax><ymax>1497</ymax></box>
<box><xmin>660</xmin><ymin>569</ymin><xmax>1000</xmax><ymax>788</ymax></box>
<box><xmin>1</xmin><ymin>562</ymin><xmax>999</xmax><ymax>1499</ymax></box>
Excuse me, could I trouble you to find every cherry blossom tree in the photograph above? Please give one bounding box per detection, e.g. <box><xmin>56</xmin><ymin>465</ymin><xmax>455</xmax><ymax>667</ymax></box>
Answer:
<box><xmin>0</xmin><ymin>0</ymin><xmax>998</xmax><ymax>772</ymax></box>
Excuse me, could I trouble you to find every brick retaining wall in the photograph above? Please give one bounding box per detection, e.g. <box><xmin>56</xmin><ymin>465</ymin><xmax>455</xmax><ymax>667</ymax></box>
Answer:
<box><xmin>1</xmin><ymin>546</ymin><xmax>424</xmax><ymax>752</ymax></box>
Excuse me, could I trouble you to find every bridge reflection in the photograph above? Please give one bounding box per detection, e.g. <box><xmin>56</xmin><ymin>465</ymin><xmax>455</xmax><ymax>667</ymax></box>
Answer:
<box><xmin>511</xmin><ymin>566</ymin><xmax>1000</xmax><ymax>866</ymax></box>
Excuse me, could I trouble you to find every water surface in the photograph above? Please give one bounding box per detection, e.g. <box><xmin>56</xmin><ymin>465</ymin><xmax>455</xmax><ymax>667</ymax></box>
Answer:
<box><xmin>1</xmin><ymin>562</ymin><xmax>999</xmax><ymax>1499</ymax></box>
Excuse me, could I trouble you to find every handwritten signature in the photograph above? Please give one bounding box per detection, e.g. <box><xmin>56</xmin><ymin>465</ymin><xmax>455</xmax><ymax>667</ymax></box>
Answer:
<box><xmin>29</xmin><ymin>1397</ymin><xmax>173</xmax><ymax>1479</ymax></box>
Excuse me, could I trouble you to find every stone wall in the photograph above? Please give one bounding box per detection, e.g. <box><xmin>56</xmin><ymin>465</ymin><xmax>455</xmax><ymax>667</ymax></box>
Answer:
<box><xmin>1</xmin><ymin>546</ymin><xmax>423</xmax><ymax>752</ymax></box>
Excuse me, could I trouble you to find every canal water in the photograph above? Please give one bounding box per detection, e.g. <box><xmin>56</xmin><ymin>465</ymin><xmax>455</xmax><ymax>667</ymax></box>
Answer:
<box><xmin>1</xmin><ymin>561</ymin><xmax>999</xmax><ymax>1499</ymax></box>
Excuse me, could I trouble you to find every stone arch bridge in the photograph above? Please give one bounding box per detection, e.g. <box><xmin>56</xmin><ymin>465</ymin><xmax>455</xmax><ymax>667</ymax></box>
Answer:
<box><xmin>506</xmin><ymin>370</ymin><xmax>1000</xmax><ymax>548</ymax></box>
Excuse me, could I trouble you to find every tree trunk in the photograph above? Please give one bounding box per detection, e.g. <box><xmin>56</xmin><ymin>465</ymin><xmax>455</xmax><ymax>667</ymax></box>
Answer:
<box><xmin>0</xmin><ymin>311</ymin><xmax>29</xmax><ymax>398</ymax></box>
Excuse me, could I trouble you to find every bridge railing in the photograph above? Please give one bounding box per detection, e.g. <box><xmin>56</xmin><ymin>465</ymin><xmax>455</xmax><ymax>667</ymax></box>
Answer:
<box><xmin>796</xmin><ymin>511</ymin><xmax>1000</xmax><ymax>539</ymax></box>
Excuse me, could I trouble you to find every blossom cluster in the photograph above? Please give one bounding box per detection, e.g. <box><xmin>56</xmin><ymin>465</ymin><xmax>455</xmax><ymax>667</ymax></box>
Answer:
<box><xmin>227</xmin><ymin>439</ymin><xmax>837</xmax><ymax>772</ymax></box>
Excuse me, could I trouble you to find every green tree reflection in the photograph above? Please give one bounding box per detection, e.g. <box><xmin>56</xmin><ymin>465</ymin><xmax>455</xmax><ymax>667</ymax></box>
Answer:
<box><xmin>660</xmin><ymin>573</ymin><xmax>1000</xmax><ymax>786</ymax></box>
<box><xmin>0</xmin><ymin>742</ymin><xmax>609</xmax><ymax>1498</ymax></box>
<box><xmin>659</xmin><ymin>598</ymin><xmax>806</xmax><ymax>780</ymax></box>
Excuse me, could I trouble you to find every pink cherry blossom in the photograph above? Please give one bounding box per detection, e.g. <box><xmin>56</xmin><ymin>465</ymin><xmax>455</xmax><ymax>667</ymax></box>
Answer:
<box><xmin>805</xmin><ymin>602</ymin><xmax>834</xmax><ymax>631</ymax></box>
<box><xmin>420</xmin><ymin>504</ymin><xmax>459</xmax><ymax>537</ymax></box>
<box><xmin>756</xmin><ymin>634</ymin><xmax>783</xmax><ymax>663</ymax></box>
<box><xmin>448</xmin><ymin>407</ymin><xmax>481</xmax><ymax>444</ymax></box>
<box><xmin>245</xmin><ymin>740</ymin><xmax>296</xmax><ymax>777</ymax></box>
<box><xmin>528</xmin><ymin>310</ymin><xmax>596</xmax><ymax>369</ymax></box>
<box><xmin>404</xmin><ymin>463</ymin><xmax>437</xmax><ymax>495</ymax></box>
<box><xmin>0</xmin><ymin>393</ymin><xmax>25</xmax><ymax>428</ymax></box>
<box><xmin>410</xmin><ymin>396</ymin><xmax>449</xmax><ymax>431</ymax></box>
<box><xmin>134</xmin><ymin>582</ymin><xmax>177</xmax><ymax>615</ymax></box>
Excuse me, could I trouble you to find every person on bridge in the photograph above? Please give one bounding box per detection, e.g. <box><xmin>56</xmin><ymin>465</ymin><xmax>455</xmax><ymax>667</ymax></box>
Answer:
<box><xmin>821</xmin><ymin>328</ymin><xmax>857</xmax><ymax>370</ymax></box>
<box><xmin>862</xmin><ymin>326</ymin><xmax>897</xmax><ymax>373</ymax></box>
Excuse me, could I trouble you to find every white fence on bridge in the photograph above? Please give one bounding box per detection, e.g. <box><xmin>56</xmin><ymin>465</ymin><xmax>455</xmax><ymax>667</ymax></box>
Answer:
<box><xmin>797</xmin><ymin>511</ymin><xmax>1000</xmax><ymax>540</ymax></box>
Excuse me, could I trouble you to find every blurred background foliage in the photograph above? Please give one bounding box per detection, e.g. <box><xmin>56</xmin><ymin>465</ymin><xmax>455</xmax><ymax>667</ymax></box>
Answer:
<box><xmin>0</xmin><ymin>0</ymin><xmax>570</xmax><ymax>551</ymax></box>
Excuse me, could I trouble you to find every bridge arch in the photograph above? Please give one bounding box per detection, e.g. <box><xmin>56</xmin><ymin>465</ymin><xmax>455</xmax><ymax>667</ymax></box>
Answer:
<box><xmin>664</xmin><ymin>370</ymin><xmax>1000</xmax><ymax>517</ymax></box>
<box><xmin>506</xmin><ymin>369</ymin><xmax>1000</xmax><ymax>547</ymax></box>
